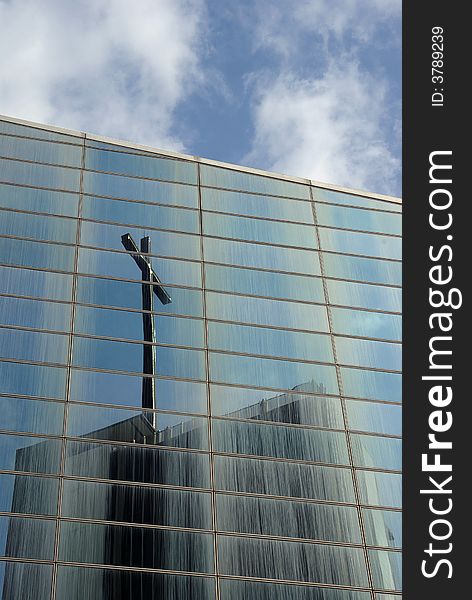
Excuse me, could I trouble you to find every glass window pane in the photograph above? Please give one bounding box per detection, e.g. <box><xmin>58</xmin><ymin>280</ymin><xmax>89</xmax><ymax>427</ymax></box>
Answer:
<box><xmin>346</xmin><ymin>401</ymin><xmax>402</xmax><ymax>436</ymax></box>
<box><xmin>0</xmin><ymin>296</ymin><xmax>71</xmax><ymax>332</ymax></box>
<box><xmin>83</xmin><ymin>171</ymin><xmax>198</xmax><ymax>207</ymax></box>
<box><xmin>313</xmin><ymin>187</ymin><xmax>401</xmax><ymax>212</ymax></box>
<box><xmin>208</xmin><ymin>322</ymin><xmax>333</xmax><ymax>363</ymax></box>
<box><xmin>85</xmin><ymin>147</ymin><xmax>197</xmax><ymax>184</ymax></box>
<box><xmin>72</xmin><ymin>337</ymin><xmax>206</xmax><ymax>379</ymax></box>
<box><xmin>327</xmin><ymin>279</ymin><xmax>401</xmax><ymax>313</ymax></box>
<box><xmin>214</xmin><ymin>455</ymin><xmax>355</xmax><ymax>502</ymax></box>
<box><xmin>217</xmin><ymin>494</ymin><xmax>361</xmax><ymax>543</ymax></box>
<box><xmin>0</xmin><ymin>119</ymin><xmax>81</xmax><ymax>143</ymax></box>
<box><xmin>0</xmin><ymin>209</ymin><xmax>77</xmax><ymax>244</ymax></box>
<box><xmin>0</xmin><ymin>397</ymin><xmax>64</xmax><ymax>435</ymax></box>
<box><xmin>319</xmin><ymin>228</ymin><xmax>401</xmax><ymax>260</ymax></box>
<box><xmin>0</xmin><ymin>265</ymin><xmax>72</xmax><ymax>301</ymax></box>
<box><xmin>0</xmin><ymin>134</ymin><xmax>82</xmax><ymax>166</ymax></box>
<box><xmin>56</xmin><ymin>566</ymin><xmax>215</xmax><ymax>600</ymax></box>
<box><xmin>0</xmin><ymin>516</ymin><xmax>55</xmax><ymax>560</ymax></box>
<box><xmin>70</xmin><ymin>370</ymin><xmax>207</xmax><ymax>413</ymax></box>
<box><xmin>202</xmin><ymin>187</ymin><xmax>314</xmax><ymax>222</ymax></box>
<box><xmin>210</xmin><ymin>352</ymin><xmax>339</xmax><ymax>394</ymax></box>
<box><xmin>77</xmin><ymin>247</ymin><xmax>201</xmax><ymax>287</ymax></box>
<box><xmin>316</xmin><ymin>204</ymin><xmax>401</xmax><ymax>235</ymax></box>
<box><xmin>368</xmin><ymin>549</ymin><xmax>402</xmax><ymax>591</ymax></box>
<box><xmin>0</xmin><ymin>157</ymin><xmax>80</xmax><ymax>190</ymax></box>
<box><xmin>201</xmin><ymin>165</ymin><xmax>310</xmax><ymax>199</ymax></box>
<box><xmin>67</xmin><ymin>404</ymin><xmax>209</xmax><ymax>451</ymax></box>
<box><xmin>363</xmin><ymin>508</ymin><xmax>402</xmax><ymax>548</ymax></box>
<box><xmin>211</xmin><ymin>384</ymin><xmax>344</xmax><ymax>429</ymax></box>
<box><xmin>62</xmin><ymin>479</ymin><xmax>212</xmax><ymax>529</ymax></box>
<box><xmin>351</xmin><ymin>433</ymin><xmax>402</xmax><ymax>471</ymax></box>
<box><xmin>323</xmin><ymin>253</ymin><xmax>401</xmax><ymax>285</ymax></box>
<box><xmin>0</xmin><ymin>327</ymin><xmax>69</xmax><ymax>364</ymax></box>
<box><xmin>205</xmin><ymin>264</ymin><xmax>325</xmax><ymax>303</ymax></box>
<box><xmin>218</xmin><ymin>534</ymin><xmax>368</xmax><ymax>586</ymax></box>
<box><xmin>0</xmin><ymin>473</ymin><xmax>59</xmax><ymax>515</ymax></box>
<box><xmin>65</xmin><ymin>440</ymin><xmax>210</xmax><ymax>488</ymax></box>
<box><xmin>59</xmin><ymin>521</ymin><xmax>214</xmax><ymax>572</ymax></box>
<box><xmin>335</xmin><ymin>337</ymin><xmax>401</xmax><ymax>371</ymax></box>
<box><xmin>0</xmin><ymin>362</ymin><xmax>67</xmax><ymax>399</ymax></box>
<box><xmin>212</xmin><ymin>418</ymin><xmax>348</xmax><ymax>464</ymax></box>
<box><xmin>356</xmin><ymin>470</ymin><xmax>402</xmax><ymax>508</ymax></box>
<box><xmin>0</xmin><ymin>559</ymin><xmax>52</xmax><ymax>600</ymax></box>
<box><xmin>341</xmin><ymin>368</ymin><xmax>401</xmax><ymax>403</ymax></box>
<box><xmin>82</xmin><ymin>195</ymin><xmax>199</xmax><ymax>232</ymax></box>
<box><xmin>331</xmin><ymin>307</ymin><xmax>401</xmax><ymax>341</ymax></box>
<box><xmin>204</xmin><ymin>237</ymin><xmax>320</xmax><ymax>274</ymax></box>
<box><xmin>220</xmin><ymin>579</ymin><xmax>370</xmax><ymax>600</ymax></box>
<box><xmin>74</xmin><ymin>306</ymin><xmax>204</xmax><ymax>347</ymax></box>
<box><xmin>206</xmin><ymin>292</ymin><xmax>329</xmax><ymax>331</ymax></box>
<box><xmin>80</xmin><ymin>221</ymin><xmax>200</xmax><ymax>259</ymax></box>
<box><xmin>0</xmin><ymin>182</ymin><xmax>78</xmax><ymax>216</ymax></box>
<box><xmin>0</xmin><ymin>433</ymin><xmax>61</xmax><ymax>473</ymax></box>
<box><xmin>0</xmin><ymin>237</ymin><xmax>75</xmax><ymax>271</ymax></box>
<box><xmin>76</xmin><ymin>277</ymin><xmax>203</xmax><ymax>316</ymax></box>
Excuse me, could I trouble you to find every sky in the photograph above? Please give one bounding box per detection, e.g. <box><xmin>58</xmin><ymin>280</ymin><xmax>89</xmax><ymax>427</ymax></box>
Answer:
<box><xmin>0</xmin><ymin>0</ymin><xmax>401</xmax><ymax>196</ymax></box>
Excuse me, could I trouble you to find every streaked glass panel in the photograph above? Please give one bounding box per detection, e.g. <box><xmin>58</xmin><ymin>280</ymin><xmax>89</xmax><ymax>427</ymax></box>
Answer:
<box><xmin>0</xmin><ymin>237</ymin><xmax>75</xmax><ymax>271</ymax></box>
<box><xmin>220</xmin><ymin>579</ymin><xmax>370</xmax><ymax>600</ymax></box>
<box><xmin>313</xmin><ymin>187</ymin><xmax>401</xmax><ymax>212</ymax></box>
<box><xmin>316</xmin><ymin>203</ymin><xmax>401</xmax><ymax>235</ymax></box>
<box><xmin>341</xmin><ymin>368</ymin><xmax>401</xmax><ymax>403</ymax></box>
<box><xmin>0</xmin><ymin>209</ymin><xmax>77</xmax><ymax>244</ymax></box>
<box><xmin>62</xmin><ymin>479</ymin><xmax>212</xmax><ymax>529</ymax></box>
<box><xmin>74</xmin><ymin>306</ymin><xmax>204</xmax><ymax>347</ymax></box>
<box><xmin>363</xmin><ymin>508</ymin><xmax>402</xmax><ymax>548</ymax></box>
<box><xmin>351</xmin><ymin>434</ymin><xmax>402</xmax><ymax>471</ymax></box>
<box><xmin>212</xmin><ymin>418</ymin><xmax>348</xmax><ymax>464</ymax></box>
<box><xmin>201</xmin><ymin>165</ymin><xmax>310</xmax><ymax>199</ymax></box>
<box><xmin>206</xmin><ymin>292</ymin><xmax>329</xmax><ymax>331</ymax></box>
<box><xmin>67</xmin><ymin>404</ymin><xmax>209</xmax><ymax>451</ymax></box>
<box><xmin>0</xmin><ymin>157</ymin><xmax>80</xmax><ymax>191</ymax></box>
<box><xmin>210</xmin><ymin>352</ymin><xmax>339</xmax><ymax>393</ymax></box>
<box><xmin>214</xmin><ymin>455</ymin><xmax>355</xmax><ymax>502</ymax></box>
<box><xmin>56</xmin><ymin>565</ymin><xmax>216</xmax><ymax>600</ymax></box>
<box><xmin>0</xmin><ymin>327</ymin><xmax>68</xmax><ymax>364</ymax></box>
<box><xmin>76</xmin><ymin>277</ymin><xmax>203</xmax><ymax>316</ymax></box>
<box><xmin>331</xmin><ymin>307</ymin><xmax>401</xmax><ymax>341</ymax></box>
<box><xmin>0</xmin><ymin>516</ymin><xmax>55</xmax><ymax>559</ymax></box>
<box><xmin>65</xmin><ymin>440</ymin><xmax>210</xmax><ymax>488</ymax></box>
<box><xmin>70</xmin><ymin>370</ymin><xmax>207</xmax><ymax>413</ymax></box>
<box><xmin>204</xmin><ymin>237</ymin><xmax>321</xmax><ymax>274</ymax></box>
<box><xmin>0</xmin><ymin>433</ymin><xmax>61</xmax><ymax>473</ymax></box>
<box><xmin>202</xmin><ymin>187</ymin><xmax>314</xmax><ymax>222</ymax></box>
<box><xmin>83</xmin><ymin>171</ymin><xmax>198</xmax><ymax>207</ymax></box>
<box><xmin>0</xmin><ymin>134</ymin><xmax>82</xmax><ymax>166</ymax></box>
<box><xmin>59</xmin><ymin>521</ymin><xmax>214</xmax><ymax>572</ymax></box>
<box><xmin>0</xmin><ymin>362</ymin><xmax>66</xmax><ymax>399</ymax></box>
<box><xmin>0</xmin><ymin>265</ymin><xmax>72</xmax><ymax>301</ymax></box>
<box><xmin>72</xmin><ymin>337</ymin><xmax>206</xmax><ymax>379</ymax></box>
<box><xmin>356</xmin><ymin>470</ymin><xmax>402</xmax><ymax>508</ymax></box>
<box><xmin>327</xmin><ymin>279</ymin><xmax>401</xmax><ymax>312</ymax></box>
<box><xmin>85</xmin><ymin>147</ymin><xmax>197</xmax><ymax>184</ymax></box>
<box><xmin>0</xmin><ymin>182</ymin><xmax>78</xmax><ymax>216</ymax></box>
<box><xmin>335</xmin><ymin>337</ymin><xmax>401</xmax><ymax>371</ymax></box>
<box><xmin>323</xmin><ymin>252</ymin><xmax>401</xmax><ymax>285</ymax></box>
<box><xmin>80</xmin><ymin>221</ymin><xmax>200</xmax><ymax>259</ymax></box>
<box><xmin>77</xmin><ymin>247</ymin><xmax>201</xmax><ymax>287</ymax></box>
<box><xmin>211</xmin><ymin>384</ymin><xmax>344</xmax><ymax>428</ymax></box>
<box><xmin>0</xmin><ymin>119</ymin><xmax>81</xmax><ymax>143</ymax></box>
<box><xmin>218</xmin><ymin>535</ymin><xmax>368</xmax><ymax>586</ymax></box>
<box><xmin>369</xmin><ymin>549</ymin><xmax>402</xmax><ymax>591</ymax></box>
<box><xmin>0</xmin><ymin>559</ymin><xmax>52</xmax><ymax>600</ymax></box>
<box><xmin>0</xmin><ymin>473</ymin><xmax>59</xmax><ymax>515</ymax></box>
<box><xmin>209</xmin><ymin>322</ymin><xmax>333</xmax><ymax>363</ymax></box>
<box><xmin>0</xmin><ymin>397</ymin><xmax>64</xmax><ymax>435</ymax></box>
<box><xmin>346</xmin><ymin>400</ymin><xmax>402</xmax><ymax>436</ymax></box>
<box><xmin>0</xmin><ymin>296</ymin><xmax>71</xmax><ymax>332</ymax></box>
<box><xmin>319</xmin><ymin>228</ymin><xmax>401</xmax><ymax>260</ymax></box>
<box><xmin>203</xmin><ymin>212</ymin><xmax>317</xmax><ymax>248</ymax></box>
<box><xmin>217</xmin><ymin>494</ymin><xmax>361</xmax><ymax>543</ymax></box>
<box><xmin>205</xmin><ymin>264</ymin><xmax>325</xmax><ymax>303</ymax></box>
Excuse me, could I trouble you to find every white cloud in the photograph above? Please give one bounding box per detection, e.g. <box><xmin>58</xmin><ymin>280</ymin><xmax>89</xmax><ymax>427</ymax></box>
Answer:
<box><xmin>0</xmin><ymin>0</ymin><xmax>206</xmax><ymax>150</ymax></box>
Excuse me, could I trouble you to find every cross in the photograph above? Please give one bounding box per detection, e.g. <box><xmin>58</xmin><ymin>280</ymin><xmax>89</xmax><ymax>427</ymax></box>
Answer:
<box><xmin>121</xmin><ymin>233</ymin><xmax>172</xmax><ymax>424</ymax></box>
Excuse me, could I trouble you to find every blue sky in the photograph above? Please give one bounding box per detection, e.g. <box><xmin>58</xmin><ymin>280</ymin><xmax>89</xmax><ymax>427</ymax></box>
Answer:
<box><xmin>0</xmin><ymin>0</ymin><xmax>401</xmax><ymax>196</ymax></box>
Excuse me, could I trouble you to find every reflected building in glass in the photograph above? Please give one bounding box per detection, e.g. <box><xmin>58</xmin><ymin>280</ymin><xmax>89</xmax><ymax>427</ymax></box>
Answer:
<box><xmin>0</xmin><ymin>115</ymin><xmax>402</xmax><ymax>599</ymax></box>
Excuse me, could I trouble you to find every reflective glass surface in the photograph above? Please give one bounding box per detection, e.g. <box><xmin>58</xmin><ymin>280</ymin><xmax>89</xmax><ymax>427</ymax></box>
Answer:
<box><xmin>331</xmin><ymin>307</ymin><xmax>401</xmax><ymax>341</ymax></box>
<box><xmin>319</xmin><ymin>228</ymin><xmax>401</xmax><ymax>260</ymax></box>
<box><xmin>0</xmin><ymin>472</ymin><xmax>59</xmax><ymax>515</ymax></box>
<box><xmin>356</xmin><ymin>470</ymin><xmax>402</xmax><ymax>508</ymax></box>
<box><xmin>0</xmin><ymin>119</ymin><xmax>81</xmax><ymax>143</ymax></box>
<box><xmin>368</xmin><ymin>549</ymin><xmax>402</xmax><ymax>591</ymax></box>
<box><xmin>341</xmin><ymin>368</ymin><xmax>401</xmax><ymax>403</ymax></box>
<box><xmin>327</xmin><ymin>279</ymin><xmax>401</xmax><ymax>312</ymax></box>
<box><xmin>219</xmin><ymin>580</ymin><xmax>370</xmax><ymax>600</ymax></box>
<box><xmin>0</xmin><ymin>237</ymin><xmax>75</xmax><ymax>271</ymax></box>
<box><xmin>0</xmin><ymin>134</ymin><xmax>82</xmax><ymax>167</ymax></box>
<box><xmin>0</xmin><ymin>265</ymin><xmax>72</xmax><ymax>301</ymax></box>
<box><xmin>0</xmin><ymin>362</ymin><xmax>67</xmax><ymax>399</ymax></box>
<box><xmin>313</xmin><ymin>187</ymin><xmax>401</xmax><ymax>212</ymax></box>
<box><xmin>0</xmin><ymin>209</ymin><xmax>77</xmax><ymax>244</ymax></box>
<box><xmin>322</xmin><ymin>252</ymin><xmax>401</xmax><ymax>285</ymax></box>
<box><xmin>0</xmin><ymin>157</ymin><xmax>80</xmax><ymax>191</ymax></box>
<box><xmin>346</xmin><ymin>400</ymin><xmax>402</xmax><ymax>436</ymax></box>
<box><xmin>0</xmin><ymin>396</ymin><xmax>64</xmax><ymax>435</ymax></box>
<box><xmin>335</xmin><ymin>337</ymin><xmax>401</xmax><ymax>371</ymax></box>
<box><xmin>0</xmin><ymin>433</ymin><xmax>61</xmax><ymax>473</ymax></box>
<box><xmin>362</xmin><ymin>508</ymin><xmax>402</xmax><ymax>548</ymax></box>
<box><xmin>0</xmin><ymin>327</ymin><xmax>68</xmax><ymax>364</ymax></box>
<box><xmin>0</xmin><ymin>295</ymin><xmax>71</xmax><ymax>332</ymax></box>
<box><xmin>0</xmin><ymin>515</ymin><xmax>55</xmax><ymax>559</ymax></box>
<box><xmin>316</xmin><ymin>203</ymin><xmax>401</xmax><ymax>235</ymax></box>
<box><xmin>350</xmin><ymin>433</ymin><xmax>402</xmax><ymax>471</ymax></box>
<box><xmin>0</xmin><ymin>559</ymin><xmax>53</xmax><ymax>600</ymax></box>
<box><xmin>0</xmin><ymin>182</ymin><xmax>78</xmax><ymax>216</ymax></box>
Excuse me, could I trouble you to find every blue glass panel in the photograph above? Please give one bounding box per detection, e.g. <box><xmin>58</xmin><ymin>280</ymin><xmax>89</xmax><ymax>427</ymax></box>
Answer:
<box><xmin>0</xmin><ymin>134</ymin><xmax>82</xmax><ymax>166</ymax></box>
<box><xmin>0</xmin><ymin>397</ymin><xmax>64</xmax><ymax>435</ymax></box>
<box><xmin>327</xmin><ymin>279</ymin><xmax>401</xmax><ymax>313</ymax></box>
<box><xmin>0</xmin><ymin>516</ymin><xmax>55</xmax><ymax>560</ymax></box>
<box><xmin>0</xmin><ymin>209</ymin><xmax>77</xmax><ymax>243</ymax></box>
<box><xmin>351</xmin><ymin>433</ymin><xmax>402</xmax><ymax>471</ymax></box>
<box><xmin>346</xmin><ymin>400</ymin><xmax>402</xmax><ymax>436</ymax></box>
<box><xmin>356</xmin><ymin>470</ymin><xmax>402</xmax><ymax>508</ymax></box>
<box><xmin>319</xmin><ymin>228</ymin><xmax>401</xmax><ymax>260</ymax></box>
<box><xmin>369</xmin><ymin>549</ymin><xmax>402</xmax><ymax>591</ymax></box>
<box><xmin>0</xmin><ymin>237</ymin><xmax>75</xmax><ymax>271</ymax></box>
<box><xmin>0</xmin><ymin>327</ymin><xmax>69</xmax><ymax>364</ymax></box>
<box><xmin>335</xmin><ymin>337</ymin><xmax>401</xmax><ymax>371</ymax></box>
<box><xmin>0</xmin><ymin>182</ymin><xmax>78</xmax><ymax>215</ymax></box>
<box><xmin>313</xmin><ymin>187</ymin><xmax>401</xmax><ymax>212</ymax></box>
<box><xmin>363</xmin><ymin>508</ymin><xmax>402</xmax><ymax>548</ymax></box>
<box><xmin>0</xmin><ymin>433</ymin><xmax>61</xmax><ymax>473</ymax></box>
<box><xmin>0</xmin><ymin>296</ymin><xmax>71</xmax><ymax>332</ymax></box>
<box><xmin>331</xmin><ymin>307</ymin><xmax>401</xmax><ymax>341</ymax></box>
<box><xmin>341</xmin><ymin>368</ymin><xmax>401</xmax><ymax>403</ymax></box>
<box><xmin>323</xmin><ymin>252</ymin><xmax>401</xmax><ymax>285</ymax></box>
<box><xmin>316</xmin><ymin>203</ymin><xmax>401</xmax><ymax>235</ymax></box>
<box><xmin>0</xmin><ymin>362</ymin><xmax>67</xmax><ymax>399</ymax></box>
<box><xmin>0</xmin><ymin>473</ymin><xmax>59</xmax><ymax>515</ymax></box>
<box><xmin>0</xmin><ymin>158</ymin><xmax>80</xmax><ymax>191</ymax></box>
<box><xmin>0</xmin><ymin>119</ymin><xmax>81</xmax><ymax>143</ymax></box>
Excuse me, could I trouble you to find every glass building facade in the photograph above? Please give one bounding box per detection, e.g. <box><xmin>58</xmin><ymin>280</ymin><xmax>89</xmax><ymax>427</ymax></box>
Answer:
<box><xmin>0</xmin><ymin>116</ymin><xmax>402</xmax><ymax>599</ymax></box>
